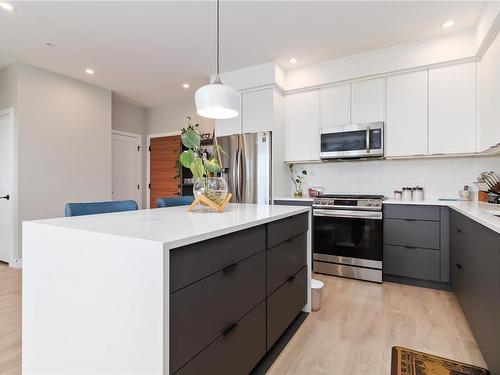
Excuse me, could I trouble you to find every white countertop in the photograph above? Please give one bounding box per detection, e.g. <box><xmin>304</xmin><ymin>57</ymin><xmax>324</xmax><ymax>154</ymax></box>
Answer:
<box><xmin>384</xmin><ymin>199</ymin><xmax>500</xmax><ymax>234</ymax></box>
<box><xmin>274</xmin><ymin>197</ymin><xmax>314</xmax><ymax>202</ymax></box>
<box><xmin>27</xmin><ymin>203</ymin><xmax>310</xmax><ymax>248</ymax></box>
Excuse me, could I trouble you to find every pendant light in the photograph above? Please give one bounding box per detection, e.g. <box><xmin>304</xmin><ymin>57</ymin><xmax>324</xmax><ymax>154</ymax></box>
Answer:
<box><xmin>195</xmin><ymin>0</ymin><xmax>240</xmax><ymax>119</ymax></box>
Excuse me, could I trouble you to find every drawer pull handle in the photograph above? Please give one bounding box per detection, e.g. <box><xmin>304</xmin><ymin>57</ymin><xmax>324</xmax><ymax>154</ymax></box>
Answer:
<box><xmin>456</xmin><ymin>263</ymin><xmax>463</xmax><ymax>270</ymax></box>
<box><xmin>456</xmin><ymin>228</ymin><xmax>463</xmax><ymax>234</ymax></box>
<box><xmin>404</xmin><ymin>246</ymin><xmax>417</xmax><ymax>249</ymax></box>
<box><xmin>222</xmin><ymin>322</ymin><xmax>239</xmax><ymax>336</ymax></box>
<box><xmin>287</xmin><ymin>275</ymin><xmax>296</xmax><ymax>282</ymax></box>
<box><xmin>404</xmin><ymin>219</ymin><xmax>417</xmax><ymax>222</ymax></box>
<box><xmin>223</xmin><ymin>263</ymin><xmax>238</xmax><ymax>273</ymax></box>
<box><xmin>287</xmin><ymin>237</ymin><xmax>294</xmax><ymax>243</ymax></box>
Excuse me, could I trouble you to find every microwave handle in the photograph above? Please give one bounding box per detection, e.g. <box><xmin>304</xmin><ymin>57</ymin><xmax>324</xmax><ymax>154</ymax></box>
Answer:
<box><xmin>366</xmin><ymin>127</ymin><xmax>370</xmax><ymax>153</ymax></box>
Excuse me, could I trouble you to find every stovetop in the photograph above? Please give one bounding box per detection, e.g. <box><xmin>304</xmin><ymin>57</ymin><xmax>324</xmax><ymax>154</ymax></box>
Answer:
<box><xmin>316</xmin><ymin>194</ymin><xmax>385</xmax><ymax>200</ymax></box>
<box><xmin>313</xmin><ymin>193</ymin><xmax>384</xmax><ymax>210</ymax></box>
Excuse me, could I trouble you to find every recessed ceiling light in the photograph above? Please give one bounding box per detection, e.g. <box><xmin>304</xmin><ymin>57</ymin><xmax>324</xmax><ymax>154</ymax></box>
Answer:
<box><xmin>442</xmin><ymin>20</ymin><xmax>454</xmax><ymax>29</ymax></box>
<box><xmin>44</xmin><ymin>42</ymin><xmax>55</xmax><ymax>47</ymax></box>
<box><xmin>0</xmin><ymin>2</ymin><xmax>15</xmax><ymax>11</ymax></box>
<box><xmin>289</xmin><ymin>58</ymin><xmax>298</xmax><ymax>64</ymax></box>
<box><xmin>85</xmin><ymin>68</ymin><xmax>95</xmax><ymax>75</ymax></box>
<box><xmin>182</xmin><ymin>83</ymin><xmax>190</xmax><ymax>89</ymax></box>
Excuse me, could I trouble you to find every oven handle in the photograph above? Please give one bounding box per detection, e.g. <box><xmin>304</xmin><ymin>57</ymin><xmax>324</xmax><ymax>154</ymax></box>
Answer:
<box><xmin>313</xmin><ymin>209</ymin><xmax>382</xmax><ymax>220</ymax></box>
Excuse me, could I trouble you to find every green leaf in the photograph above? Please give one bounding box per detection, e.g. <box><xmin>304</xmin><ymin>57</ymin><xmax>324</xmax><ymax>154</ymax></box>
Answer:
<box><xmin>179</xmin><ymin>149</ymin><xmax>195</xmax><ymax>168</ymax></box>
<box><xmin>204</xmin><ymin>158</ymin><xmax>222</xmax><ymax>173</ymax></box>
<box><xmin>190</xmin><ymin>158</ymin><xmax>205</xmax><ymax>179</ymax></box>
<box><xmin>181</xmin><ymin>129</ymin><xmax>201</xmax><ymax>149</ymax></box>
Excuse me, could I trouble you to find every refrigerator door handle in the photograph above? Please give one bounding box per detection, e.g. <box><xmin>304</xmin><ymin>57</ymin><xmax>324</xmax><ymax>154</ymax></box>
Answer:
<box><xmin>239</xmin><ymin>135</ymin><xmax>247</xmax><ymax>203</ymax></box>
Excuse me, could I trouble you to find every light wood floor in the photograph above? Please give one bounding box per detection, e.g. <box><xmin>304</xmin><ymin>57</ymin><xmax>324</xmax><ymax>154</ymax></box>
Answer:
<box><xmin>0</xmin><ymin>264</ymin><xmax>485</xmax><ymax>375</ymax></box>
<box><xmin>268</xmin><ymin>274</ymin><xmax>486</xmax><ymax>375</ymax></box>
<box><xmin>0</xmin><ymin>263</ymin><xmax>21</xmax><ymax>375</ymax></box>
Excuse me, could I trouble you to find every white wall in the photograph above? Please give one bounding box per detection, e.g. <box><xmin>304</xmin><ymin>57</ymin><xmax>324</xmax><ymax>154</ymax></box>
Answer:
<box><xmin>112</xmin><ymin>95</ymin><xmax>147</xmax><ymax>206</ymax></box>
<box><xmin>0</xmin><ymin>64</ymin><xmax>17</xmax><ymax>110</ymax></box>
<box><xmin>293</xmin><ymin>155</ymin><xmax>500</xmax><ymax>200</ymax></box>
<box><xmin>146</xmin><ymin>98</ymin><xmax>213</xmax><ymax>135</ymax></box>
<box><xmin>16</xmin><ymin>63</ymin><xmax>112</xmax><ymax>258</ymax></box>
<box><xmin>285</xmin><ymin>29</ymin><xmax>476</xmax><ymax>91</ymax></box>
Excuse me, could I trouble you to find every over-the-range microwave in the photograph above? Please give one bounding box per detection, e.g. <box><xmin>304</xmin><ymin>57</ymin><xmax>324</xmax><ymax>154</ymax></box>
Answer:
<box><xmin>320</xmin><ymin>122</ymin><xmax>384</xmax><ymax>160</ymax></box>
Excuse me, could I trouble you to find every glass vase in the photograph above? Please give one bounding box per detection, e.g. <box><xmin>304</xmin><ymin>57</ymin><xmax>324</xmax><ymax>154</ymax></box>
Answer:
<box><xmin>193</xmin><ymin>177</ymin><xmax>229</xmax><ymax>205</ymax></box>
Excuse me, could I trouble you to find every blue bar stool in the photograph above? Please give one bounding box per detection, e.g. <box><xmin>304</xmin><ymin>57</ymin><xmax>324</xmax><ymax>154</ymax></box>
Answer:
<box><xmin>156</xmin><ymin>196</ymin><xmax>194</xmax><ymax>208</ymax></box>
<box><xmin>65</xmin><ymin>200</ymin><xmax>138</xmax><ymax>217</ymax></box>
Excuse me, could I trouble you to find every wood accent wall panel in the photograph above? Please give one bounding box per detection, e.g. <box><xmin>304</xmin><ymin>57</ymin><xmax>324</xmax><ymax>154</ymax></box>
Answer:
<box><xmin>149</xmin><ymin>135</ymin><xmax>180</xmax><ymax>208</ymax></box>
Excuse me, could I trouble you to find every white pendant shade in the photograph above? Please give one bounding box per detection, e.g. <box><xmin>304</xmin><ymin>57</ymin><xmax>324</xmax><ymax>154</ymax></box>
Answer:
<box><xmin>195</xmin><ymin>82</ymin><xmax>240</xmax><ymax>119</ymax></box>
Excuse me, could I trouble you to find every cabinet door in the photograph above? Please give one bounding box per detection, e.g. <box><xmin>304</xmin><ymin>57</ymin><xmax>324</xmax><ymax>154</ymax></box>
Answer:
<box><xmin>429</xmin><ymin>62</ymin><xmax>477</xmax><ymax>155</ymax></box>
<box><xmin>386</xmin><ymin>71</ymin><xmax>428</xmax><ymax>157</ymax></box>
<box><xmin>214</xmin><ymin>96</ymin><xmax>242</xmax><ymax>136</ymax></box>
<box><xmin>479</xmin><ymin>31</ymin><xmax>500</xmax><ymax>151</ymax></box>
<box><xmin>284</xmin><ymin>90</ymin><xmax>320</xmax><ymax>162</ymax></box>
<box><xmin>320</xmin><ymin>84</ymin><xmax>350</xmax><ymax>129</ymax></box>
<box><xmin>351</xmin><ymin>77</ymin><xmax>385</xmax><ymax>123</ymax></box>
<box><xmin>242</xmin><ymin>88</ymin><xmax>273</xmax><ymax>133</ymax></box>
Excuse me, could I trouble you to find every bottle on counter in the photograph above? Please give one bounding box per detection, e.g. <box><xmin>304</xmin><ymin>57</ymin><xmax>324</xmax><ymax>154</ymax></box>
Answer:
<box><xmin>413</xmin><ymin>186</ymin><xmax>424</xmax><ymax>201</ymax></box>
<box><xmin>393</xmin><ymin>190</ymin><xmax>402</xmax><ymax>200</ymax></box>
<box><xmin>402</xmin><ymin>187</ymin><xmax>413</xmax><ymax>201</ymax></box>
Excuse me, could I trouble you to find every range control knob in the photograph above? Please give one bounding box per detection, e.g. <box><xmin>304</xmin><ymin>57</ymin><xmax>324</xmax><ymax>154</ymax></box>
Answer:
<box><xmin>373</xmin><ymin>201</ymin><xmax>381</xmax><ymax>207</ymax></box>
<box><xmin>366</xmin><ymin>201</ymin><xmax>373</xmax><ymax>206</ymax></box>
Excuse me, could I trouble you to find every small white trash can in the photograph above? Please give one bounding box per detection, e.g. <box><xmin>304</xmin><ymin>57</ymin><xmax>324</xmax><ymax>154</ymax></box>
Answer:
<box><xmin>311</xmin><ymin>278</ymin><xmax>324</xmax><ymax>311</ymax></box>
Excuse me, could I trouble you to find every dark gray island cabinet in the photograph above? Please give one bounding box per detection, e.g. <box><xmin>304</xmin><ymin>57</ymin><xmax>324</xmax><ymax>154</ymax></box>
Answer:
<box><xmin>169</xmin><ymin>212</ymin><xmax>309</xmax><ymax>375</ymax></box>
<box><xmin>449</xmin><ymin>210</ymin><xmax>500</xmax><ymax>375</ymax></box>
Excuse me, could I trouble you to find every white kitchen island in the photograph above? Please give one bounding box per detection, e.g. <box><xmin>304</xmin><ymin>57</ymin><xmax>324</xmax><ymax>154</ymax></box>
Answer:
<box><xmin>22</xmin><ymin>203</ymin><xmax>311</xmax><ymax>375</ymax></box>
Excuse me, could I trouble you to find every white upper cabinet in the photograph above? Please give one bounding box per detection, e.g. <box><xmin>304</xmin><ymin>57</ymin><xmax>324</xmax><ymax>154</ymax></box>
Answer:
<box><xmin>351</xmin><ymin>77</ymin><xmax>385</xmax><ymax>124</ymax></box>
<box><xmin>242</xmin><ymin>88</ymin><xmax>273</xmax><ymax>133</ymax></box>
<box><xmin>319</xmin><ymin>84</ymin><xmax>350</xmax><ymax>129</ymax></box>
<box><xmin>479</xmin><ymin>31</ymin><xmax>500</xmax><ymax>151</ymax></box>
<box><xmin>429</xmin><ymin>62</ymin><xmax>477</xmax><ymax>155</ymax></box>
<box><xmin>214</xmin><ymin>96</ymin><xmax>242</xmax><ymax>137</ymax></box>
<box><xmin>284</xmin><ymin>90</ymin><xmax>320</xmax><ymax>162</ymax></box>
<box><xmin>386</xmin><ymin>71</ymin><xmax>428</xmax><ymax>157</ymax></box>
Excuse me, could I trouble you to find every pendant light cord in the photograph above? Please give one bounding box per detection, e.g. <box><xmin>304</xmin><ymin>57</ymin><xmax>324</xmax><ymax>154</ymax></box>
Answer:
<box><xmin>215</xmin><ymin>0</ymin><xmax>222</xmax><ymax>84</ymax></box>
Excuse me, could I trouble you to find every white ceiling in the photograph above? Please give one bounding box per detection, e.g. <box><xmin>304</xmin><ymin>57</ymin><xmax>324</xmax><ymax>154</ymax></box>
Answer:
<box><xmin>0</xmin><ymin>1</ymin><xmax>485</xmax><ymax>108</ymax></box>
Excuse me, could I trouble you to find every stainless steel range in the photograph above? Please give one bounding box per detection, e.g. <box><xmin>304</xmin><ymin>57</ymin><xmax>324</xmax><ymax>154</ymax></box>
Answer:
<box><xmin>313</xmin><ymin>194</ymin><xmax>383</xmax><ymax>283</ymax></box>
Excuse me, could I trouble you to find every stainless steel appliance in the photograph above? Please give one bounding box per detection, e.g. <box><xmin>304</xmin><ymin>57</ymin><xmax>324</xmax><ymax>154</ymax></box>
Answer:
<box><xmin>320</xmin><ymin>122</ymin><xmax>384</xmax><ymax>159</ymax></box>
<box><xmin>313</xmin><ymin>194</ymin><xmax>383</xmax><ymax>283</ymax></box>
<box><xmin>216</xmin><ymin>132</ymin><xmax>272</xmax><ymax>204</ymax></box>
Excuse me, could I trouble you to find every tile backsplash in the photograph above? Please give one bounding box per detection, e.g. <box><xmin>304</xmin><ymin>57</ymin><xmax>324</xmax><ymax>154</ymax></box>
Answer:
<box><xmin>294</xmin><ymin>155</ymin><xmax>500</xmax><ymax>200</ymax></box>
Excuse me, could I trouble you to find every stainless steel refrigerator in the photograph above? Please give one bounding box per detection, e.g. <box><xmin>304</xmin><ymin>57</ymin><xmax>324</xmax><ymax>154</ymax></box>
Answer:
<box><xmin>215</xmin><ymin>132</ymin><xmax>272</xmax><ymax>204</ymax></box>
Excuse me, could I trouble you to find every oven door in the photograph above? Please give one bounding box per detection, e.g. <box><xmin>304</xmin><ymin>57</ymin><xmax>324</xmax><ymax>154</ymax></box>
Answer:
<box><xmin>320</xmin><ymin>122</ymin><xmax>383</xmax><ymax>159</ymax></box>
<box><xmin>313</xmin><ymin>209</ymin><xmax>383</xmax><ymax>268</ymax></box>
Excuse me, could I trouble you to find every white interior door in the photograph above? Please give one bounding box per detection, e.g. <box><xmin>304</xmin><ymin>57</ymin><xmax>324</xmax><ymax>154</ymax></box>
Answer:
<box><xmin>0</xmin><ymin>109</ymin><xmax>14</xmax><ymax>264</ymax></box>
<box><xmin>112</xmin><ymin>132</ymin><xmax>142</xmax><ymax>207</ymax></box>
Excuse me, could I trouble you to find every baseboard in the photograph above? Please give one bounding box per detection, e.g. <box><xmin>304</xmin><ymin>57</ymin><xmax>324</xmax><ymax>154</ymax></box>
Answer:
<box><xmin>10</xmin><ymin>258</ymin><xmax>22</xmax><ymax>269</ymax></box>
<box><xmin>383</xmin><ymin>274</ymin><xmax>451</xmax><ymax>291</ymax></box>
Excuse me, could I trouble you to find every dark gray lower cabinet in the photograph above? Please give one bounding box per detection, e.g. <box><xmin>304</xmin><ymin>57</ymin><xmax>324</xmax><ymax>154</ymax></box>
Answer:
<box><xmin>176</xmin><ymin>302</ymin><xmax>266</xmax><ymax>375</ymax></box>
<box><xmin>450</xmin><ymin>210</ymin><xmax>500</xmax><ymax>375</ymax></box>
<box><xmin>267</xmin><ymin>266</ymin><xmax>307</xmax><ymax>350</ymax></box>
<box><xmin>170</xmin><ymin>213</ymin><xmax>308</xmax><ymax>374</ymax></box>
<box><xmin>383</xmin><ymin>204</ymin><xmax>449</xmax><ymax>284</ymax></box>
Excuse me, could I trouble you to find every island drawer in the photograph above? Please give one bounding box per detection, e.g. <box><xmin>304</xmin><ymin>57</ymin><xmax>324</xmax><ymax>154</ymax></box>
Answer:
<box><xmin>267</xmin><ymin>232</ymin><xmax>307</xmax><ymax>295</ymax></box>
<box><xmin>267</xmin><ymin>265</ymin><xmax>307</xmax><ymax>350</ymax></box>
<box><xmin>170</xmin><ymin>251</ymin><xmax>266</xmax><ymax>373</ymax></box>
<box><xmin>170</xmin><ymin>225</ymin><xmax>266</xmax><ymax>293</ymax></box>
<box><xmin>384</xmin><ymin>205</ymin><xmax>440</xmax><ymax>221</ymax></box>
<box><xmin>384</xmin><ymin>219</ymin><xmax>440</xmax><ymax>250</ymax></box>
<box><xmin>175</xmin><ymin>301</ymin><xmax>266</xmax><ymax>375</ymax></box>
<box><xmin>267</xmin><ymin>212</ymin><xmax>308</xmax><ymax>248</ymax></box>
<box><xmin>383</xmin><ymin>245</ymin><xmax>440</xmax><ymax>281</ymax></box>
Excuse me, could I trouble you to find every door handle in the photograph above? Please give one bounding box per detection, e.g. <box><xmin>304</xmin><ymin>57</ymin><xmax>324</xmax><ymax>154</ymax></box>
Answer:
<box><xmin>0</xmin><ymin>195</ymin><xmax>9</xmax><ymax>200</ymax></box>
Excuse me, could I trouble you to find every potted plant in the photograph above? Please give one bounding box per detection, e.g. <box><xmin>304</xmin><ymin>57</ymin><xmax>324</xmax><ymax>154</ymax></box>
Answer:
<box><xmin>179</xmin><ymin>117</ymin><xmax>228</xmax><ymax>205</ymax></box>
<box><xmin>289</xmin><ymin>164</ymin><xmax>307</xmax><ymax>198</ymax></box>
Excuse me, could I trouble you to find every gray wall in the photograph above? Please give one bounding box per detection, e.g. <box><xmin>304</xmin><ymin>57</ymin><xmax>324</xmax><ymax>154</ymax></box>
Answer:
<box><xmin>146</xmin><ymin>99</ymin><xmax>214</xmax><ymax>135</ymax></box>
<box><xmin>111</xmin><ymin>94</ymin><xmax>147</xmax><ymax>207</ymax></box>
<box><xmin>12</xmin><ymin>63</ymin><xmax>112</xmax><ymax>258</ymax></box>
